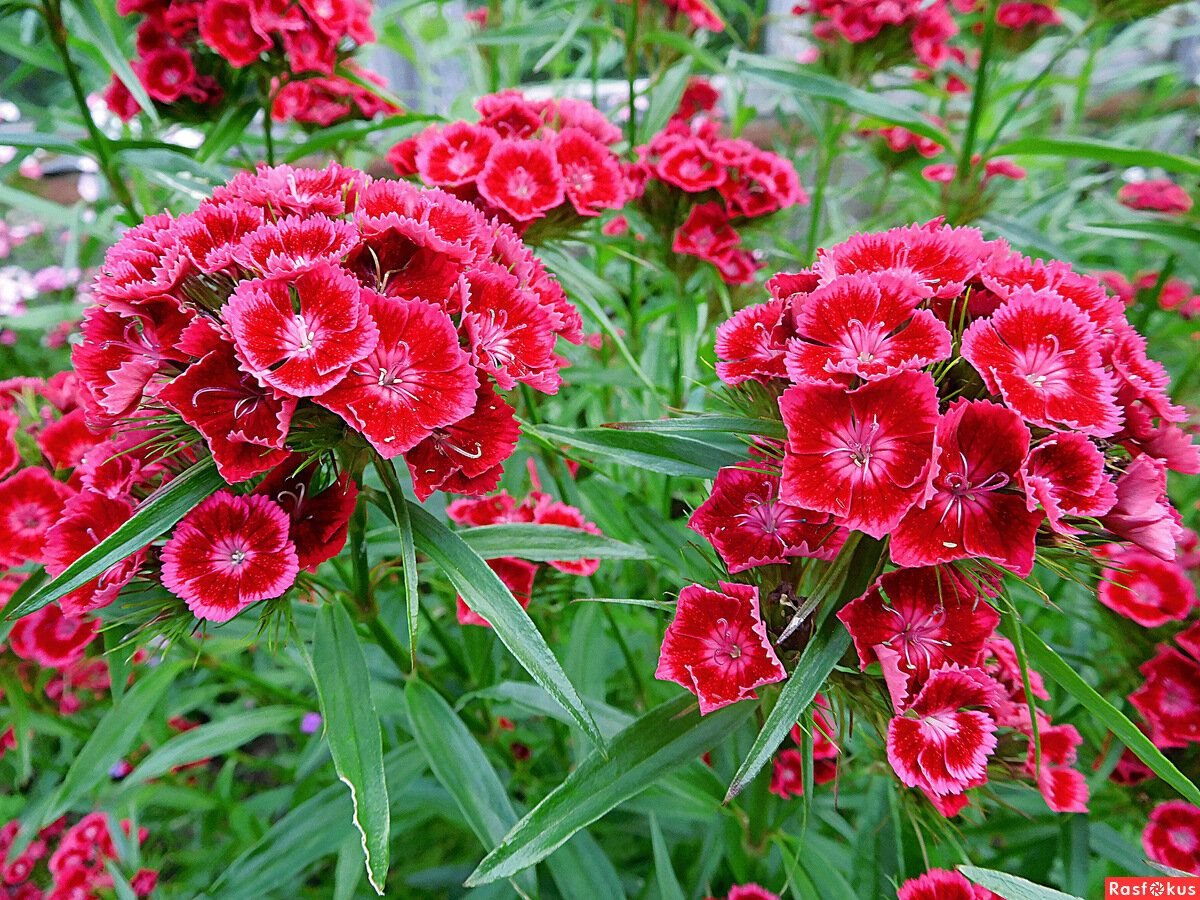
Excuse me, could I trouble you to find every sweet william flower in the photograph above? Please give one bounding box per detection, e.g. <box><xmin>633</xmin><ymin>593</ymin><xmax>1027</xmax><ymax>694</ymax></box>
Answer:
<box><xmin>1101</xmin><ymin>455</ymin><xmax>1183</xmax><ymax>560</ymax></box>
<box><xmin>1119</xmin><ymin>179</ymin><xmax>1193</xmax><ymax>216</ymax></box>
<box><xmin>1095</xmin><ymin>544</ymin><xmax>1195</xmax><ymax>628</ymax></box>
<box><xmin>160</xmin><ymin>491</ymin><xmax>299</xmax><ymax>622</ymax></box>
<box><xmin>1143</xmin><ymin>801</ymin><xmax>1200</xmax><ymax>874</ymax></box>
<box><xmin>253</xmin><ymin>457</ymin><xmax>358</xmax><ymax>573</ymax></box>
<box><xmin>44</xmin><ymin>490</ymin><xmax>147</xmax><ymax>617</ymax></box>
<box><xmin>1130</xmin><ymin>627</ymin><xmax>1200</xmax><ymax>748</ymax></box>
<box><xmin>898</xmin><ymin>869</ymin><xmax>999</xmax><ymax>900</ymax></box>
<box><xmin>457</xmin><ymin>557</ymin><xmax>538</xmax><ymax>628</ymax></box>
<box><xmin>779</xmin><ymin>370</ymin><xmax>939</xmax><ymax>539</ymax></box>
<box><xmin>6</xmin><ymin>603</ymin><xmax>98</xmax><ymax>670</ymax></box>
<box><xmin>0</xmin><ymin>467</ymin><xmax>74</xmax><ymax>567</ymax></box>
<box><xmin>655</xmin><ymin>581</ymin><xmax>786</xmax><ymax>714</ymax></box>
<box><xmin>1020</xmin><ymin>432</ymin><xmax>1117</xmax><ymax>534</ymax></box>
<box><xmin>477</xmin><ymin>140</ymin><xmax>566</xmax><ymax>223</ymax></box>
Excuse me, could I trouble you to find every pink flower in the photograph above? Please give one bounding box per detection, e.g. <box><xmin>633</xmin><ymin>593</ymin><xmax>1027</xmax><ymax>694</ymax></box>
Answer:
<box><xmin>779</xmin><ymin>371</ymin><xmax>939</xmax><ymax>539</ymax></box>
<box><xmin>1130</xmin><ymin>629</ymin><xmax>1200</xmax><ymax>748</ymax></box>
<box><xmin>839</xmin><ymin>567</ymin><xmax>1000</xmax><ymax>704</ymax></box>
<box><xmin>961</xmin><ymin>288</ymin><xmax>1121</xmax><ymax>437</ymax></box>
<box><xmin>689</xmin><ymin>464</ymin><xmax>847</xmax><ymax>572</ymax></box>
<box><xmin>6</xmin><ymin>603</ymin><xmax>98</xmax><ymax>669</ymax></box>
<box><xmin>0</xmin><ymin>467</ymin><xmax>74</xmax><ymax>566</ymax></box>
<box><xmin>783</xmin><ymin>271</ymin><xmax>951</xmax><ymax>385</ymax></box>
<box><xmin>1101</xmin><ymin>455</ymin><xmax>1183</xmax><ymax>560</ymax></box>
<box><xmin>892</xmin><ymin>399</ymin><xmax>1042</xmax><ymax>576</ymax></box>
<box><xmin>886</xmin><ymin>665</ymin><xmax>1005</xmax><ymax>797</ymax></box>
<box><xmin>161</xmin><ymin>491</ymin><xmax>299</xmax><ymax>622</ymax></box>
<box><xmin>1143</xmin><ymin>802</ymin><xmax>1200</xmax><ymax>874</ymax></box>
<box><xmin>655</xmin><ymin>582</ymin><xmax>786</xmax><ymax>715</ymax></box>
<box><xmin>1021</xmin><ymin>432</ymin><xmax>1117</xmax><ymax>534</ymax></box>
<box><xmin>1097</xmin><ymin>544</ymin><xmax>1194</xmax><ymax>628</ymax></box>
<box><xmin>1119</xmin><ymin>179</ymin><xmax>1193</xmax><ymax>216</ymax></box>
<box><xmin>898</xmin><ymin>869</ymin><xmax>998</xmax><ymax>900</ymax></box>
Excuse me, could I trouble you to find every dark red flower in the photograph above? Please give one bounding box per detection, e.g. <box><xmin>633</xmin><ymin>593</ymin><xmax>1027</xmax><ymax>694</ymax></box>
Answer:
<box><xmin>839</xmin><ymin>567</ymin><xmax>1000</xmax><ymax>703</ymax></box>
<box><xmin>457</xmin><ymin>557</ymin><xmax>537</xmax><ymax>627</ymax></box>
<box><xmin>783</xmin><ymin>272</ymin><xmax>951</xmax><ymax>385</ymax></box>
<box><xmin>477</xmin><ymin>140</ymin><xmax>565</xmax><ymax>222</ymax></box>
<box><xmin>158</xmin><ymin>343</ymin><xmax>295</xmax><ymax>483</ymax></box>
<box><xmin>886</xmin><ymin>665</ymin><xmax>1004</xmax><ymax>797</ymax></box>
<box><xmin>961</xmin><ymin>288</ymin><xmax>1121</xmax><ymax>437</ymax></box>
<box><xmin>459</xmin><ymin>265</ymin><xmax>559</xmax><ymax>392</ymax></box>
<box><xmin>6</xmin><ymin>603</ymin><xmax>97</xmax><ymax>669</ymax></box>
<box><xmin>715</xmin><ymin>299</ymin><xmax>793</xmax><ymax>385</ymax></box>
<box><xmin>1143</xmin><ymin>802</ymin><xmax>1200</xmax><ymax>874</ymax></box>
<box><xmin>1096</xmin><ymin>544</ymin><xmax>1195</xmax><ymax>629</ymax></box>
<box><xmin>134</xmin><ymin>48</ymin><xmax>196</xmax><ymax>104</ymax></box>
<box><xmin>780</xmin><ymin>371</ymin><xmax>939</xmax><ymax>539</ymax></box>
<box><xmin>892</xmin><ymin>399</ymin><xmax>1042</xmax><ymax>576</ymax></box>
<box><xmin>161</xmin><ymin>491</ymin><xmax>299</xmax><ymax>622</ymax></box>
<box><xmin>225</xmin><ymin>262</ymin><xmax>380</xmax><ymax>398</ymax></box>
<box><xmin>689</xmin><ymin>464</ymin><xmax>846</xmax><ymax>572</ymax></box>
<box><xmin>316</xmin><ymin>293</ymin><xmax>477</xmax><ymax>458</ymax></box>
<box><xmin>199</xmin><ymin>0</ymin><xmax>272</xmax><ymax>67</ymax></box>
<box><xmin>0</xmin><ymin>467</ymin><xmax>74</xmax><ymax>566</ymax></box>
<box><xmin>655</xmin><ymin>581</ymin><xmax>786</xmax><ymax>714</ymax></box>
<box><xmin>44</xmin><ymin>490</ymin><xmax>147</xmax><ymax>617</ymax></box>
<box><xmin>253</xmin><ymin>457</ymin><xmax>358</xmax><ymax>572</ymax></box>
<box><xmin>415</xmin><ymin>121</ymin><xmax>498</xmax><ymax>187</ymax></box>
<box><xmin>1021</xmin><ymin>432</ymin><xmax>1117</xmax><ymax>534</ymax></box>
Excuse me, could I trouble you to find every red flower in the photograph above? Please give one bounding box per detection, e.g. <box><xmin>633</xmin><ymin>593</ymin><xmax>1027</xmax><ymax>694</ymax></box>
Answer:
<box><xmin>769</xmin><ymin>749</ymin><xmax>837</xmax><ymax>798</ymax></box>
<box><xmin>44</xmin><ymin>491</ymin><xmax>146</xmax><ymax>617</ymax></box>
<box><xmin>1143</xmin><ymin>802</ymin><xmax>1200</xmax><ymax>875</ymax></box>
<box><xmin>721</xmin><ymin>150</ymin><xmax>806</xmax><ymax>218</ymax></box>
<box><xmin>815</xmin><ymin>223</ymin><xmax>988</xmax><ymax>301</ymax></box>
<box><xmin>689</xmin><ymin>464</ymin><xmax>846</xmax><ymax>572</ymax></box>
<box><xmin>158</xmin><ymin>343</ymin><xmax>295</xmax><ymax>483</ymax></box>
<box><xmin>253</xmin><ymin>457</ymin><xmax>358</xmax><ymax>572</ymax></box>
<box><xmin>0</xmin><ymin>410</ymin><xmax>16</xmax><ymax>478</ymax></box>
<box><xmin>175</xmin><ymin>199</ymin><xmax>265</xmax><ymax>274</ymax></box>
<box><xmin>161</xmin><ymin>491</ymin><xmax>299</xmax><ymax>622</ymax></box>
<box><xmin>1131</xmin><ymin>639</ymin><xmax>1200</xmax><ymax>748</ymax></box>
<box><xmin>553</xmin><ymin>127</ymin><xmax>625</xmax><ymax>216</ymax></box>
<box><xmin>104</xmin><ymin>74</ymin><xmax>141</xmax><ymax>121</ymax></box>
<box><xmin>6</xmin><ymin>603</ymin><xmax>98</xmax><ymax>669</ymax></box>
<box><xmin>839</xmin><ymin>567</ymin><xmax>1000</xmax><ymax>703</ymax></box>
<box><xmin>199</xmin><ymin>0</ymin><xmax>272</xmax><ymax>67</ymax></box>
<box><xmin>0</xmin><ymin>467</ymin><xmax>74</xmax><ymax>566</ymax></box>
<box><xmin>673</xmin><ymin>203</ymin><xmax>740</xmax><ymax>262</ymax></box>
<box><xmin>961</xmin><ymin>288</ymin><xmax>1121</xmax><ymax>437</ymax></box>
<box><xmin>886</xmin><ymin>665</ymin><xmax>1005</xmax><ymax>797</ymax></box>
<box><xmin>725</xmin><ymin>886</ymin><xmax>780</xmax><ymax>900</ymax></box>
<box><xmin>715</xmin><ymin>299</ymin><xmax>794</xmax><ymax>385</ymax></box>
<box><xmin>225</xmin><ymin>262</ymin><xmax>380</xmax><ymax>398</ymax></box>
<box><xmin>892</xmin><ymin>399</ymin><xmax>1042</xmax><ymax>576</ymax></box>
<box><xmin>457</xmin><ymin>557</ymin><xmax>537</xmax><ymax>627</ymax></box>
<box><xmin>1101</xmin><ymin>455</ymin><xmax>1183</xmax><ymax>561</ymax></box>
<box><xmin>784</xmin><ymin>272</ymin><xmax>951</xmax><ymax>385</ymax></box>
<box><xmin>1096</xmin><ymin>544</ymin><xmax>1195</xmax><ymax>629</ymax></box>
<box><xmin>898</xmin><ymin>869</ymin><xmax>997</xmax><ymax>900</ymax></box>
<box><xmin>36</xmin><ymin>408</ymin><xmax>103</xmax><ymax>471</ymax></box>
<box><xmin>655</xmin><ymin>137</ymin><xmax>727</xmax><ymax>192</ymax></box>
<box><xmin>779</xmin><ymin>371</ymin><xmax>939</xmax><ymax>539</ymax></box>
<box><xmin>1036</xmin><ymin>764</ymin><xmax>1089</xmax><ymax>814</ymax></box>
<box><xmin>234</xmin><ymin>213</ymin><xmax>360</xmax><ymax>276</ymax></box>
<box><xmin>93</xmin><ymin>212</ymin><xmax>188</xmax><ymax>304</ymax></box>
<box><xmin>1021</xmin><ymin>432</ymin><xmax>1117</xmax><ymax>534</ymax></box>
<box><xmin>477</xmin><ymin>140</ymin><xmax>565</xmax><ymax>222</ymax></box>
<box><xmin>316</xmin><ymin>294</ymin><xmax>477</xmax><ymax>458</ymax></box>
<box><xmin>1119</xmin><ymin>179</ymin><xmax>1193</xmax><ymax>216</ymax></box>
<box><xmin>460</xmin><ymin>265</ymin><xmax>559</xmax><ymax>392</ymax></box>
<box><xmin>655</xmin><ymin>582</ymin><xmax>786</xmax><ymax>715</ymax></box>
<box><xmin>134</xmin><ymin>48</ymin><xmax>196</xmax><ymax>104</ymax></box>
<box><xmin>476</xmin><ymin>90</ymin><xmax>545</xmax><ymax>139</ymax></box>
<box><xmin>415</xmin><ymin>121</ymin><xmax>498</xmax><ymax>187</ymax></box>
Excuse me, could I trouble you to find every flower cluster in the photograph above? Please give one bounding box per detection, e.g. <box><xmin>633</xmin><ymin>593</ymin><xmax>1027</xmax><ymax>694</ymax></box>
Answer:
<box><xmin>1118</xmin><ymin>178</ymin><xmax>1193</xmax><ymax>216</ymax></box>
<box><xmin>66</xmin><ymin>163</ymin><xmax>581</xmax><ymax>621</ymax></box>
<box><xmin>389</xmin><ymin>90</ymin><xmax>627</xmax><ymax>235</ymax></box>
<box><xmin>446</xmin><ymin>481</ymin><xmax>602</xmax><ymax>627</ymax></box>
<box><xmin>657</xmin><ymin>221</ymin><xmax>1196</xmax><ymax>817</ymax></box>
<box><xmin>792</xmin><ymin>0</ymin><xmax>962</xmax><ymax>71</ymax></box>
<box><xmin>628</xmin><ymin>87</ymin><xmax>807</xmax><ymax>285</ymax></box>
<box><xmin>0</xmin><ymin>813</ymin><xmax>156</xmax><ymax>899</ymax></box>
<box><xmin>106</xmin><ymin>0</ymin><xmax>398</xmax><ymax>127</ymax></box>
<box><xmin>1098</xmin><ymin>269</ymin><xmax>1200</xmax><ymax>319</ymax></box>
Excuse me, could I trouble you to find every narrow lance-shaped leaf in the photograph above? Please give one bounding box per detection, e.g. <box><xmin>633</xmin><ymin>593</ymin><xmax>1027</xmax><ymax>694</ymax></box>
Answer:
<box><xmin>533</xmin><ymin>424</ymin><xmax>744</xmax><ymax>479</ymax></box>
<box><xmin>466</xmin><ymin>694</ymin><xmax>754</xmax><ymax>886</ymax></box>
<box><xmin>405</xmin><ymin>501</ymin><xmax>606</xmax><ymax>750</ymax></box>
<box><xmin>993</xmin><ymin>136</ymin><xmax>1200</xmax><ymax>177</ymax></box>
<box><xmin>312</xmin><ymin>603</ymin><xmax>391</xmax><ymax>895</ymax></box>
<box><xmin>4</xmin><ymin>459</ymin><xmax>225</xmax><ymax>622</ymax></box>
<box><xmin>459</xmin><ymin>524</ymin><xmax>649</xmax><ymax>562</ymax></box>
<box><xmin>1022</xmin><ymin>625</ymin><xmax>1200</xmax><ymax>807</ymax></box>
<box><xmin>959</xmin><ymin>865</ymin><xmax>1082</xmax><ymax>900</ymax></box>
<box><xmin>374</xmin><ymin>458</ymin><xmax>419</xmax><ymax>668</ymax></box>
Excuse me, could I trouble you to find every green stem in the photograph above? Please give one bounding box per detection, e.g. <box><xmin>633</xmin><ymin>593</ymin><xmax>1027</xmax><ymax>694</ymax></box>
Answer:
<box><xmin>600</xmin><ymin>604</ymin><xmax>648</xmax><ymax>710</ymax></box>
<box><xmin>803</xmin><ymin>106</ymin><xmax>841</xmax><ymax>262</ymax></box>
<box><xmin>180</xmin><ymin>638</ymin><xmax>311</xmax><ymax>707</ymax></box>
<box><xmin>348</xmin><ymin>496</ymin><xmax>374</xmax><ymax>616</ymax></box>
<box><xmin>41</xmin><ymin>0</ymin><xmax>138</xmax><ymax>219</ymax></box>
<box><xmin>362</xmin><ymin>614</ymin><xmax>412</xmax><ymax>677</ymax></box>
<box><xmin>954</xmin><ymin>0</ymin><xmax>999</xmax><ymax>192</ymax></box>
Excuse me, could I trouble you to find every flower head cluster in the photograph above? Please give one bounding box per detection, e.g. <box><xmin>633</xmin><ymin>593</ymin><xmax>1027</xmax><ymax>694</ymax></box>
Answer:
<box><xmin>106</xmin><ymin>0</ymin><xmax>398</xmax><ymax>127</ymax></box>
<box><xmin>629</xmin><ymin>87</ymin><xmax>807</xmax><ymax>285</ymax></box>
<box><xmin>0</xmin><ymin>812</ymin><xmax>156</xmax><ymax>899</ymax></box>
<box><xmin>446</xmin><ymin>483</ymin><xmax>603</xmax><ymax>627</ymax></box>
<box><xmin>390</xmin><ymin>90</ymin><xmax>627</xmax><ymax>235</ymax></box>
<box><xmin>67</xmin><ymin>163</ymin><xmax>580</xmax><ymax>621</ymax></box>
<box><xmin>1098</xmin><ymin>268</ymin><xmax>1200</xmax><ymax>319</ymax></box>
<box><xmin>1118</xmin><ymin>178</ymin><xmax>1193</xmax><ymax>216</ymax></box>
<box><xmin>792</xmin><ymin>0</ymin><xmax>962</xmax><ymax>71</ymax></box>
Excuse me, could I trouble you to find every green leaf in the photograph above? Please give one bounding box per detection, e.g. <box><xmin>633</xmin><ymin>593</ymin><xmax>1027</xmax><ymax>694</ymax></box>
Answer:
<box><xmin>993</xmin><ymin>136</ymin><xmax>1200</xmax><ymax>177</ymax></box>
<box><xmin>313</xmin><ymin>603</ymin><xmax>391</xmax><ymax>896</ymax></box>
<box><xmin>63</xmin><ymin>0</ymin><xmax>159</xmax><ymax>124</ymax></box>
<box><xmin>120</xmin><ymin>706</ymin><xmax>297</xmax><ymax>789</ymax></box>
<box><xmin>650</xmin><ymin>813</ymin><xmax>686</xmax><ymax>900</ymax></box>
<box><xmin>605</xmin><ymin>415</ymin><xmax>786</xmax><ymax>441</ymax></box>
<box><xmin>374</xmin><ymin>458</ymin><xmax>419</xmax><ymax>669</ymax></box>
<box><xmin>47</xmin><ymin>660</ymin><xmax>182</xmax><ymax>823</ymax></box>
<box><xmin>959</xmin><ymin>865</ymin><xmax>1082</xmax><ymax>900</ymax></box>
<box><xmin>641</xmin><ymin>59</ymin><xmax>693</xmax><ymax>142</ymax></box>
<box><xmin>4</xmin><ymin>459</ymin><xmax>224</xmax><ymax>622</ymax></box>
<box><xmin>729</xmin><ymin>50</ymin><xmax>951</xmax><ymax>148</ymax></box>
<box><xmin>405</xmin><ymin>678</ymin><xmax>536</xmax><ymax>897</ymax></box>
<box><xmin>466</xmin><ymin>694</ymin><xmax>753</xmax><ymax>886</ymax></box>
<box><xmin>1077</xmin><ymin>221</ymin><xmax>1200</xmax><ymax>254</ymax></box>
<box><xmin>532</xmin><ymin>424</ymin><xmax>742</xmax><ymax>478</ymax></box>
<box><xmin>458</xmin><ymin>524</ymin><xmax>649</xmax><ymax>562</ymax></box>
<box><xmin>406</xmin><ymin>502</ymin><xmax>606</xmax><ymax>750</ymax></box>
<box><xmin>1023</xmin><ymin>626</ymin><xmax>1200</xmax><ymax>807</ymax></box>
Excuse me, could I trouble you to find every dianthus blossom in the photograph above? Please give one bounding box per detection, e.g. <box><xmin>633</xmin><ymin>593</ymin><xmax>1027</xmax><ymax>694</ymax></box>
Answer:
<box><xmin>1143</xmin><ymin>801</ymin><xmax>1200</xmax><ymax>874</ymax></box>
<box><xmin>390</xmin><ymin>91</ymin><xmax>626</xmax><ymax>235</ymax></box>
<box><xmin>1118</xmin><ymin>178</ymin><xmax>1193</xmax><ymax>216</ymax></box>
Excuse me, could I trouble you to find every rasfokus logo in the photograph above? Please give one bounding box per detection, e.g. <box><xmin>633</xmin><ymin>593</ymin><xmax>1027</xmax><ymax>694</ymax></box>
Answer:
<box><xmin>1106</xmin><ymin>878</ymin><xmax>1199</xmax><ymax>897</ymax></box>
